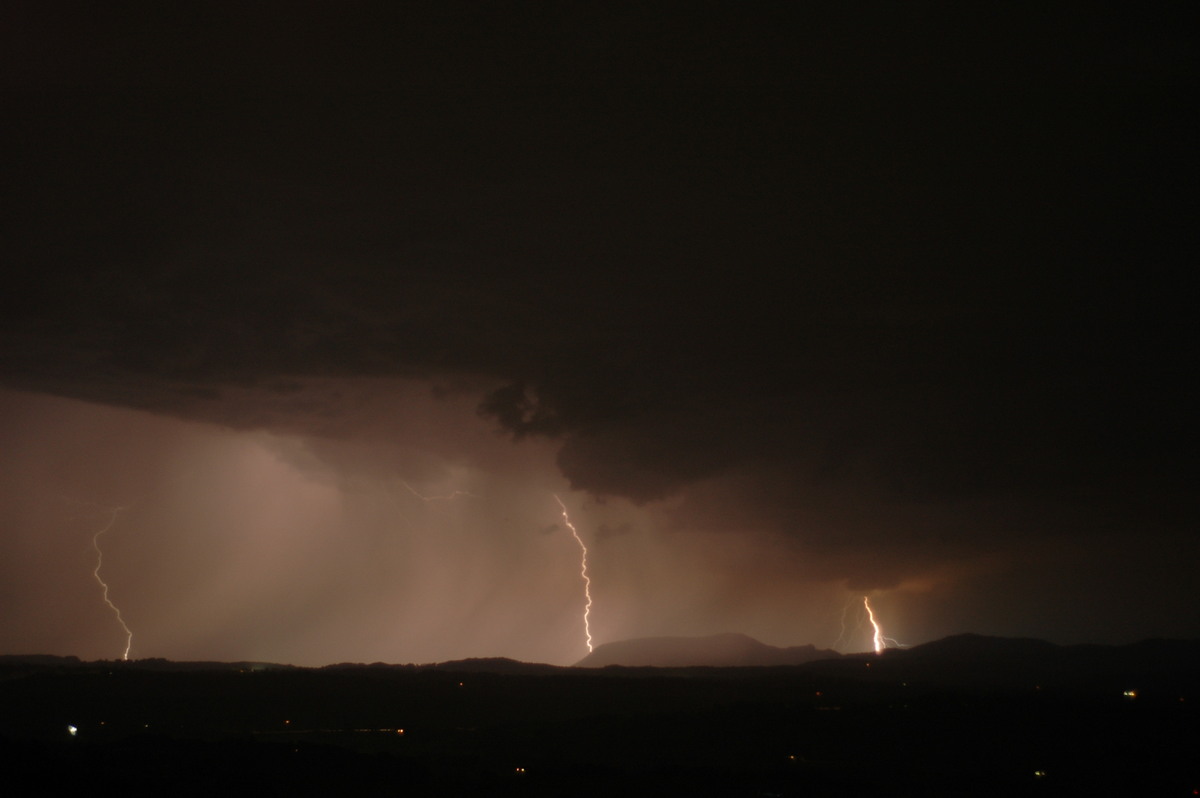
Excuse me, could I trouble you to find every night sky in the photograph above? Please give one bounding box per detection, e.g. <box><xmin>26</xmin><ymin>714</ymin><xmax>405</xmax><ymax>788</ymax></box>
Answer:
<box><xmin>2</xmin><ymin>4</ymin><xmax>1194</xmax><ymax>666</ymax></box>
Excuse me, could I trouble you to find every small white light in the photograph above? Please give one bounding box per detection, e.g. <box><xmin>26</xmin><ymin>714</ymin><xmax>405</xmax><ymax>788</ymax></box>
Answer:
<box><xmin>67</xmin><ymin>725</ymin><xmax>78</xmax><ymax>736</ymax></box>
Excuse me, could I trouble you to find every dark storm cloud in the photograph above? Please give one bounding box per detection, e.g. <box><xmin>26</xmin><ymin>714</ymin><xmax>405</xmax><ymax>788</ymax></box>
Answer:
<box><xmin>1</xmin><ymin>4</ymin><xmax>1195</xmax><ymax>648</ymax></box>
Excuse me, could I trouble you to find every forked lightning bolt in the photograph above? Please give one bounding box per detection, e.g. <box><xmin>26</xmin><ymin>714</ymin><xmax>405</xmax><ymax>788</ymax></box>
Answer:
<box><xmin>832</xmin><ymin>598</ymin><xmax>866</xmax><ymax>652</ymax></box>
<box><xmin>863</xmin><ymin>596</ymin><xmax>885</xmax><ymax>654</ymax></box>
<box><xmin>554</xmin><ymin>495</ymin><xmax>593</xmax><ymax>653</ymax></box>
<box><xmin>92</xmin><ymin>506</ymin><xmax>133</xmax><ymax>660</ymax></box>
<box><xmin>862</xmin><ymin>596</ymin><xmax>907</xmax><ymax>653</ymax></box>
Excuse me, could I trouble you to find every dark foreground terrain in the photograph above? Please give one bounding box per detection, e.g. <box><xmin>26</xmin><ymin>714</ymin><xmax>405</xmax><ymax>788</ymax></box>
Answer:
<box><xmin>2</xmin><ymin>637</ymin><xmax>1197</xmax><ymax>796</ymax></box>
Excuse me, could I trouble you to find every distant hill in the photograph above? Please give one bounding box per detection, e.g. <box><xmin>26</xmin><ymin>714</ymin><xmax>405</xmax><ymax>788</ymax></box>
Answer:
<box><xmin>0</xmin><ymin>655</ymin><xmax>299</xmax><ymax>673</ymax></box>
<box><xmin>575</xmin><ymin>632</ymin><xmax>842</xmax><ymax>668</ymax></box>
<box><xmin>892</xmin><ymin>632</ymin><xmax>1200</xmax><ymax>676</ymax></box>
<box><xmin>796</xmin><ymin>633</ymin><xmax>1200</xmax><ymax>692</ymax></box>
<box><xmin>426</xmin><ymin>657</ymin><xmax>565</xmax><ymax>675</ymax></box>
<box><xmin>0</xmin><ymin>654</ymin><xmax>82</xmax><ymax>667</ymax></box>
<box><xmin>4</xmin><ymin>635</ymin><xmax>1196</xmax><ymax>681</ymax></box>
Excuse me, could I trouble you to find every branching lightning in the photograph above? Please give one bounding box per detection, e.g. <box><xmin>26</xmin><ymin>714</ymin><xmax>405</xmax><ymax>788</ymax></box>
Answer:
<box><xmin>863</xmin><ymin>596</ymin><xmax>885</xmax><ymax>654</ymax></box>
<box><xmin>831</xmin><ymin>598</ymin><xmax>866</xmax><ymax>651</ymax></box>
<box><xmin>860</xmin><ymin>596</ymin><xmax>908</xmax><ymax>653</ymax></box>
<box><xmin>554</xmin><ymin>495</ymin><xmax>593</xmax><ymax>653</ymax></box>
<box><xmin>833</xmin><ymin>595</ymin><xmax>906</xmax><ymax>654</ymax></box>
<box><xmin>91</xmin><ymin>506</ymin><xmax>133</xmax><ymax>660</ymax></box>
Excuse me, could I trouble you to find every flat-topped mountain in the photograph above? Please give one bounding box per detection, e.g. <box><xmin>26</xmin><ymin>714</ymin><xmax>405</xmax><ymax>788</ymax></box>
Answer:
<box><xmin>575</xmin><ymin>632</ymin><xmax>842</xmax><ymax>668</ymax></box>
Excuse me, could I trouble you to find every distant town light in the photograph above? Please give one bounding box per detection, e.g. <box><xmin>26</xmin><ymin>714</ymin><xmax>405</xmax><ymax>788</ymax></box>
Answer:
<box><xmin>67</xmin><ymin>725</ymin><xmax>78</xmax><ymax>737</ymax></box>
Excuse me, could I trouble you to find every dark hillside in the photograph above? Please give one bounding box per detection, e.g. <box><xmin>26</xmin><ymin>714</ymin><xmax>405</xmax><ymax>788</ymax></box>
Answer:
<box><xmin>1</xmin><ymin>638</ymin><xmax>1196</xmax><ymax>795</ymax></box>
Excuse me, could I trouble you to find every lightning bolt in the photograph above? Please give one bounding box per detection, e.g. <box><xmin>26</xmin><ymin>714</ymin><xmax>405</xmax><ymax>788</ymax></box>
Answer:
<box><xmin>91</xmin><ymin>506</ymin><xmax>133</xmax><ymax>660</ymax></box>
<box><xmin>554</xmin><ymin>494</ymin><xmax>593</xmax><ymax>653</ymax></box>
<box><xmin>863</xmin><ymin>596</ymin><xmax>885</xmax><ymax>654</ymax></box>
<box><xmin>863</xmin><ymin>596</ymin><xmax>895</xmax><ymax>655</ymax></box>
<box><xmin>831</xmin><ymin>598</ymin><xmax>862</xmax><ymax>651</ymax></box>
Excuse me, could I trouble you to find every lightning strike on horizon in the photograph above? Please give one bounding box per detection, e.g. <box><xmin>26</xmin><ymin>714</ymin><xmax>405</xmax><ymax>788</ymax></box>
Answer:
<box><xmin>554</xmin><ymin>495</ymin><xmax>593</xmax><ymax>653</ymax></box>
<box><xmin>831</xmin><ymin>601</ymin><xmax>850</xmax><ymax>650</ymax></box>
<box><xmin>91</xmin><ymin>506</ymin><xmax>133</xmax><ymax>660</ymax></box>
<box><xmin>863</xmin><ymin>596</ymin><xmax>885</xmax><ymax>654</ymax></box>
